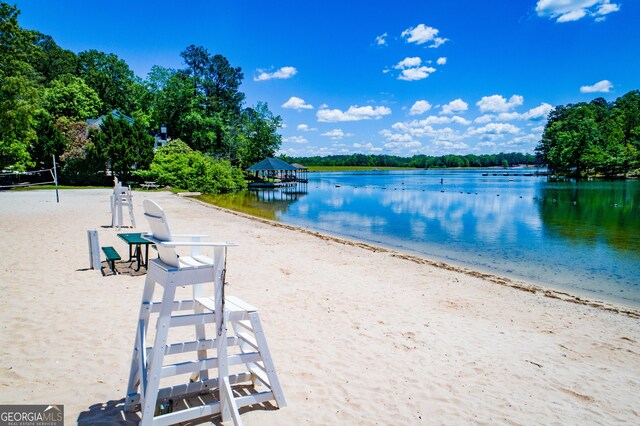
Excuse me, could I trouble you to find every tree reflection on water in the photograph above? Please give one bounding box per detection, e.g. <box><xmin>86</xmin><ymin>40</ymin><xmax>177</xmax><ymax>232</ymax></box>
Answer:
<box><xmin>198</xmin><ymin>185</ymin><xmax>307</xmax><ymax>221</ymax></box>
<box><xmin>538</xmin><ymin>180</ymin><xmax>640</xmax><ymax>252</ymax></box>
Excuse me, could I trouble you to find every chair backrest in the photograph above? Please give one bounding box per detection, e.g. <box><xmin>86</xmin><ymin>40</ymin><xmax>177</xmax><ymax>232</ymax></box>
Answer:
<box><xmin>143</xmin><ymin>199</ymin><xmax>180</xmax><ymax>267</ymax></box>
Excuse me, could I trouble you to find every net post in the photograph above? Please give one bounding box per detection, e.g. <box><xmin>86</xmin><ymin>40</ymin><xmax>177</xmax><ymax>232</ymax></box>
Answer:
<box><xmin>52</xmin><ymin>154</ymin><xmax>59</xmax><ymax>203</ymax></box>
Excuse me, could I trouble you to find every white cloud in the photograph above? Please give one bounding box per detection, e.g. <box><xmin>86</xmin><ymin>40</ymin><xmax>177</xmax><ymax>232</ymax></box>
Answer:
<box><xmin>496</xmin><ymin>112</ymin><xmax>522</xmax><ymax>121</ymax></box>
<box><xmin>477</xmin><ymin>141</ymin><xmax>496</xmax><ymax>148</ymax></box>
<box><xmin>375</xmin><ymin>32</ymin><xmax>388</xmax><ymax>46</ymax></box>
<box><xmin>419</xmin><ymin>115</ymin><xmax>471</xmax><ymax>126</ymax></box>
<box><xmin>353</xmin><ymin>142</ymin><xmax>382</xmax><ymax>153</ymax></box>
<box><xmin>409</xmin><ymin>100</ymin><xmax>433</xmax><ymax>115</ymax></box>
<box><xmin>536</xmin><ymin>0</ymin><xmax>621</xmax><ymax>23</ymax></box>
<box><xmin>508</xmin><ymin>134</ymin><xmax>539</xmax><ymax>145</ymax></box>
<box><xmin>431</xmin><ymin>37</ymin><xmax>448</xmax><ymax>48</ymax></box>
<box><xmin>398</xmin><ymin>66</ymin><xmax>436</xmax><ymax>81</ymax></box>
<box><xmin>384</xmin><ymin>141</ymin><xmax>423</xmax><ymax>151</ymax></box>
<box><xmin>580</xmin><ymin>79</ymin><xmax>613</xmax><ymax>93</ymax></box>
<box><xmin>436</xmin><ymin>57</ymin><xmax>447</xmax><ymax>65</ymax></box>
<box><xmin>468</xmin><ymin>123</ymin><xmax>521</xmax><ymax>136</ymax></box>
<box><xmin>387</xmin><ymin>121</ymin><xmax>466</xmax><ymax>143</ymax></box>
<box><xmin>474</xmin><ymin>114</ymin><xmax>494</xmax><ymax>123</ymax></box>
<box><xmin>322</xmin><ymin>129</ymin><xmax>353</xmax><ymax>140</ymax></box>
<box><xmin>476</xmin><ymin>95</ymin><xmax>524</xmax><ymax>113</ymax></box>
<box><xmin>283</xmin><ymin>136</ymin><xmax>308</xmax><ymax>144</ymax></box>
<box><xmin>380</xmin><ymin>129</ymin><xmax>417</xmax><ymax>143</ymax></box>
<box><xmin>474</xmin><ymin>103</ymin><xmax>553</xmax><ymax>122</ymax></box>
<box><xmin>297</xmin><ymin>124</ymin><xmax>317</xmax><ymax>132</ymax></box>
<box><xmin>441</xmin><ymin>98</ymin><xmax>468</xmax><ymax>115</ymax></box>
<box><xmin>393</xmin><ymin>57</ymin><xmax>436</xmax><ymax>81</ymax></box>
<box><xmin>597</xmin><ymin>1</ymin><xmax>621</xmax><ymax>15</ymax></box>
<box><xmin>254</xmin><ymin>66</ymin><xmax>298</xmax><ymax>81</ymax></box>
<box><xmin>433</xmin><ymin>141</ymin><xmax>470</xmax><ymax>150</ymax></box>
<box><xmin>522</xmin><ymin>103</ymin><xmax>553</xmax><ymax>119</ymax></box>
<box><xmin>395</xmin><ymin>116</ymin><xmax>470</xmax><ymax>130</ymax></box>
<box><xmin>401</xmin><ymin>24</ymin><xmax>449</xmax><ymax>48</ymax></box>
<box><xmin>282</xmin><ymin>96</ymin><xmax>313</xmax><ymax>110</ymax></box>
<box><xmin>317</xmin><ymin>105</ymin><xmax>392</xmax><ymax>122</ymax></box>
<box><xmin>395</xmin><ymin>57</ymin><xmax>422</xmax><ymax>69</ymax></box>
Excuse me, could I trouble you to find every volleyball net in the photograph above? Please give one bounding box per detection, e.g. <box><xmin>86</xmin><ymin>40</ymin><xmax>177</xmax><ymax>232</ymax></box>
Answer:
<box><xmin>0</xmin><ymin>168</ymin><xmax>57</xmax><ymax>189</ymax></box>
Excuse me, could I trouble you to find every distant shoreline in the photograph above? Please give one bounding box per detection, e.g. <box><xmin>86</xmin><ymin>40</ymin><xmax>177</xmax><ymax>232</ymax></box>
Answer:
<box><xmin>305</xmin><ymin>165</ymin><xmax>539</xmax><ymax>172</ymax></box>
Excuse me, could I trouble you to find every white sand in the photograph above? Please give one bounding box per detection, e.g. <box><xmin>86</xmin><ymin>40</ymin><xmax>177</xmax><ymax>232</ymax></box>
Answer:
<box><xmin>0</xmin><ymin>189</ymin><xmax>638</xmax><ymax>425</ymax></box>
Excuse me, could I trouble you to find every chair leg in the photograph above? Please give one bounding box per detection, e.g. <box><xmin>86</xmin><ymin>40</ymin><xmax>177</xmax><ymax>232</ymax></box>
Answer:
<box><xmin>106</xmin><ymin>259</ymin><xmax>117</xmax><ymax>275</ymax></box>
<box><xmin>140</xmin><ymin>280</ymin><xmax>177</xmax><ymax>425</ymax></box>
<box><xmin>125</xmin><ymin>269</ymin><xmax>158</xmax><ymax>412</ymax></box>
<box><xmin>248</xmin><ymin>312</ymin><xmax>287</xmax><ymax>408</ymax></box>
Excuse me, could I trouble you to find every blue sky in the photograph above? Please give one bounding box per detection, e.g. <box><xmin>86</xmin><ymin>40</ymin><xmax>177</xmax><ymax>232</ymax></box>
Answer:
<box><xmin>14</xmin><ymin>0</ymin><xmax>640</xmax><ymax>157</ymax></box>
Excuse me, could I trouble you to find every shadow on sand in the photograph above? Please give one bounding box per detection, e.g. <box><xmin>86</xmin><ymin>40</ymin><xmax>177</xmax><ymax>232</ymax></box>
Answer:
<box><xmin>78</xmin><ymin>385</ymin><xmax>277</xmax><ymax>425</ymax></box>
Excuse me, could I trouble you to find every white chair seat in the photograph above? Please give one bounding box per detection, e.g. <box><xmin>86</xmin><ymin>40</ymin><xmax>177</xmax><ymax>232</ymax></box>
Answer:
<box><xmin>178</xmin><ymin>255</ymin><xmax>214</xmax><ymax>268</ymax></box>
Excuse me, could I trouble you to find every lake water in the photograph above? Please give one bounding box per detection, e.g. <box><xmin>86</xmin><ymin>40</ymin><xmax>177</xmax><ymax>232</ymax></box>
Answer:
<box><xmin>204</xmin><ymin>169</ymin><xmax>640</xmax><ymax>308</ymax></box>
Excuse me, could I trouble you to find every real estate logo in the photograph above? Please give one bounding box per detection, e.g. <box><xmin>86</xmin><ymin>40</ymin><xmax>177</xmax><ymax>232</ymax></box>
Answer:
<box><xmin>0</xmin><ymin>405</ymin><xmax>63</xmax><ymax>426</ymax></box>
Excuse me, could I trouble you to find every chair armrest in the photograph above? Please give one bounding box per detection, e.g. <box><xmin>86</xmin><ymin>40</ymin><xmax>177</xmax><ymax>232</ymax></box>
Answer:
<box><xmin>160</xmin><ymin>241</ymin><xmax>238</xmax><ymax>248</ymax></box>
<box><xmin>172</xmin><ymin>234</ymin><xmax>209</xmax><ymax>239</ymax></box>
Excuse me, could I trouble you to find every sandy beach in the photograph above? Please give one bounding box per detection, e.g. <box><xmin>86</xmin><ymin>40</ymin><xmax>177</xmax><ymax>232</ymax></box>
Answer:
<box><xmin>0</xmin><ymin>188</ymin><xmax>639</xmax><ymax>425</ymax></box>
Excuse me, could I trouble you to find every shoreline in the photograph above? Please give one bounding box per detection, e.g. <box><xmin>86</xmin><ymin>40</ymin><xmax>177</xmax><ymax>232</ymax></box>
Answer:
<box><xmin>189</xmin><ymin>195</ymin><xmax>640</xmax><ymax>319</ymax></box>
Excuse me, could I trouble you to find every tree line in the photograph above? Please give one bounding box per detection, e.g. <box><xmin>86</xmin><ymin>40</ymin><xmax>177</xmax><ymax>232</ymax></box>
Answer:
<box><xmin>282</xmin><ymin>152</ymin><xmax>537</xmax><ymax>168</ymax></box>
<box><xmin>0</xmin><ymin>2</ymin><xmax>280</xmax><ymax>191</ymax></box>
<box><xmin>536</xmin><ymin>91</ymin><xmax>640</xmax><ymax>177</ymax></box>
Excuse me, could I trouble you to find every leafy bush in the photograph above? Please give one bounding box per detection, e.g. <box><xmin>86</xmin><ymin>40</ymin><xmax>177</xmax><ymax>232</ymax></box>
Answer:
<box><xmin>136</xmin><ymin>140</ymin><xmax>246</xmax><ymax>193</ymax></box>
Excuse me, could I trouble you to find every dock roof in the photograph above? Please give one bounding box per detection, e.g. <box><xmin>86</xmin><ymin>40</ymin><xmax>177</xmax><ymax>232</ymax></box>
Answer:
<box><xmin>246</xmin><ymin>158</ymin><xmax>297</xmax><ymax>172</ymax></box>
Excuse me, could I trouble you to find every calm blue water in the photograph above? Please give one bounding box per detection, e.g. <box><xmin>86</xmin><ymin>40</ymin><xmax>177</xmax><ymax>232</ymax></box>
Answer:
<box><xmin>243</xmin><ymin>169</ymin><xmax>640</xmax><ymax>307</ymax></box>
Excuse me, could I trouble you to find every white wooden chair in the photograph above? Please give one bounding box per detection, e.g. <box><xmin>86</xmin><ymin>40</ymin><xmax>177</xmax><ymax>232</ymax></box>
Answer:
<box><xmin>111</xmin><ymin>177</ymin><xmax>135</xmax><ymax>229</ymax></box>
<box><xmin>124</xmin><ymin>200</ymin><xmax>285</xmax><ymax>426</ymax></box>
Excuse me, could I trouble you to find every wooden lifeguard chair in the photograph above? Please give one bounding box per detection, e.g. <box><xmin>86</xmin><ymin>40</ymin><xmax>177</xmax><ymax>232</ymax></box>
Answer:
<box><xmin>111</xmin><ymin>177</ymin><xmax>135</xmax><ymax>229</ymax></box>
<box><xmin>124</xmin><ymin>200</ymin><xmax>285</xmax><ymax>425</ymax></box>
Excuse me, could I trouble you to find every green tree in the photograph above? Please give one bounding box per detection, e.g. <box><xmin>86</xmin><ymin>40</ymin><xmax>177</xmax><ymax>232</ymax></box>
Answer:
<box><xmin>238</xmin><ymin>102</ymin><xmax>282</xmax><ymax>168</ymax></box>
<box><xmin>180</xmin><ymin>45</ymin><xmax>208</xmax><ymax>97</ymax></box>
<box><xmin>127</xmin><ymin>77</ymin><xmax>154</xmax><ymax>129</ymax></box>
<box><xmin>30</xmin><ymin>33</ymin><xmax>78</xmax><ymax>83</ymax></box>
<box><xmin>0</xmin><ymin>3</ymin><xmax>39</xmax><ymax>170</ymax></box>
<box><xmin>178</xmin><ymin>45</ymin><xmax>246</xmax><ymax>156</ymax></box>
<box><xmin>29</xmin><ymin>110</ymin><xmax>66</xmax><ymax>169</ymax></box>
<box><xmin>42</xmin><ymin>75</ymin><xmax>102</xmax><ymax>121</ymax></box>
<box><xmin>0</xmin><ymin>2</ymin><xmax>39</xmax><ymax>79</ymax></box>
<box><xmin>149</xmin><ymin>69</ymin><xmax>196</xmax><ymax>140</ymax></box>
<box><xmin>202</xmin><ymin>54</ymin><xmax>245</xmax><ymax>115</ymax></box>
<box><xmin>0</xmin><ymin>75</ymin><xmax>38</xmax><ymax>170</ymax></box>
<box><xmin>611</xmin><ymin>90</ymin><xmax>640</xmax><ymax>170</ymax></box>
<box><xmin>536</xmin><ymin>92</ymin><xmax>640</xmax><ymax>176</ymax></box>
<box><xmin>77</xmin><ymin>49</ymin><xmax>135</xmax><ymax>113</ymax></box>
<box><xmin>91</xmin><ymin>114</ymin><xmax>154</xmax><ymax>182</ymax></box>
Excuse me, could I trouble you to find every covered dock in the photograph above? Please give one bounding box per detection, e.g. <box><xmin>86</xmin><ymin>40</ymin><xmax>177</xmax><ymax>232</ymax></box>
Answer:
<box><xmin>246</xmin><ymin>158</ymin><xmax>307</xmax><ymax>188</ymax></box>
<box><xmin>291</xmin><ymin>163</ymin><xmax>309</xmax><ymax>183</ymax></box>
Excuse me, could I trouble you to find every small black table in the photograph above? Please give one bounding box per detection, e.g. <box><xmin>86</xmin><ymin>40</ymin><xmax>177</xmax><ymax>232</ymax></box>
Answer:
<box><xmin>117</xmin><ymin>232</ymin><xmax>153</xmax><ymax>271</ymax></box>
